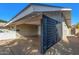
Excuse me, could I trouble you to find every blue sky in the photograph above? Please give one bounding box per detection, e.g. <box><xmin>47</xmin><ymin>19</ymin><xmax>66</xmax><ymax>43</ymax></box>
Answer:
<box><xmin>0</xmin><ymin>3</ymin><xmax>78</xmax><ymax>25</ymax></box>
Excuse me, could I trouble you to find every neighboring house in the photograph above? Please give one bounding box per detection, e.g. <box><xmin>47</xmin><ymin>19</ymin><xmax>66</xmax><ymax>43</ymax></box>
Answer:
<box><xmin>0</xmin><ymin>21</ymin><xmax>7</xmax><ymax>32</ymax></box>
<box><xmin>5</xmin><ymin>3</ymin><xmax>72</xmax><ymax>54</ymax></box>
<box><xmin>0</xmin><ymin>19</ymin><xmax>7</xmax><ymax>30</ymax></box>
<box><xmin>0</xmin><ymin>22</ymin><xmax>6</xmax><ymax>28</ymax></box>
<box><xmin>0</xmin><ymin>21</ymin><xmax>16</xmax><ymax>40</ymax></box>
<box><xmin>71</xmin><ymin>25</ymin><xmax>79</xmax><ymax>35</ymax></box>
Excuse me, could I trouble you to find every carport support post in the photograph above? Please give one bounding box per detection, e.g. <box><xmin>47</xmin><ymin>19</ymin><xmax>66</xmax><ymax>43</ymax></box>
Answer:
<box><xmin>40</xmin><ymin>15</ymin><xmax>48</xmax><ymax>54</ymax></box>
<box><xmin>40</xmin><ymin>17</ymin><xmax>44</xmax><ymax>54</ymax></box>
<box><xmin>15</xmin><ymin>25</ymin><xmax>18</xmax><ymax>39</ymax></box>
<box><xmin>13</xmin><ymin>25</ymin><xmax>17</xmax><ymax>39</ymax></box>
<box><xmin>14</xmin><ymin>25</ymin><xmax>16</xmax><ymax>31</ymax></box>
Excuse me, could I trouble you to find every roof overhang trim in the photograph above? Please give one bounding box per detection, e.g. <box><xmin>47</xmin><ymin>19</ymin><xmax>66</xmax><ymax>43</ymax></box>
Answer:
<box><xmin>5</xmin><ymin>4</ymin><xmax>72</xmax><ymax>26</ymax></box>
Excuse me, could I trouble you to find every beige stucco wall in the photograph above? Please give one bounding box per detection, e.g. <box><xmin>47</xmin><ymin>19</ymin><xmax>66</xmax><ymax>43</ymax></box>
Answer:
<box><xmin>62</xmin><ymin>22</ymin><xmax>71</xmax><ymax>39</ymax></box>
<box><xmin>16</xmin><ymin>24</ymin><xmax>38</xmax><ymax>39</ymax></box>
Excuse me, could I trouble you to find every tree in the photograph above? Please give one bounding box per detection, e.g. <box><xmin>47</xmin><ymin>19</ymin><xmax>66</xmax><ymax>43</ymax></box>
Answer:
<box><xmin>0</xmin><ymin>19</ymin><xmax>7</xmax><ymax>23</ymax></box>
<box><xmin>76</xmin><ymin>22</ymin><xmax>79</xmax><ymax>29</ymax></box>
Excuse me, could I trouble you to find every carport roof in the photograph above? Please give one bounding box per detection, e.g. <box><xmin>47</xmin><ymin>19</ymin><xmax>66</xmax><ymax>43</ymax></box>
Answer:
<box><xmin>6</xmin><ymin>3</ymin><xmax>72</xmax><ymax>26</ymax></box>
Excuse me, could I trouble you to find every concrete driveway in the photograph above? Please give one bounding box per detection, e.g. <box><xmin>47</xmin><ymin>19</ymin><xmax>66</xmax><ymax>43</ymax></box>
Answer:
<box><xmin>0</xmin><ymin>35</ymin><xmax>79</xmax><ymax>55</ymax></box>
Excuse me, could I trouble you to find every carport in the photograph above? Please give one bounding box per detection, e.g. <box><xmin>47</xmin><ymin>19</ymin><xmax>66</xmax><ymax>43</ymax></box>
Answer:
<box><xmin>5</xmin><ymin>4</ymin><xmax>71</xmax><ymax>54</ymax></box>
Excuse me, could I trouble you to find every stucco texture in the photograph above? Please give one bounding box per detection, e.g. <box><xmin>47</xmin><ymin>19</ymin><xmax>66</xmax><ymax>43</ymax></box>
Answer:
<box><xmin>16</xmin><ymin>24</ymin><xmax>38</xmax><ymax>39</ymax></box>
